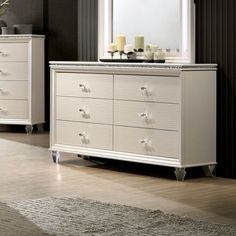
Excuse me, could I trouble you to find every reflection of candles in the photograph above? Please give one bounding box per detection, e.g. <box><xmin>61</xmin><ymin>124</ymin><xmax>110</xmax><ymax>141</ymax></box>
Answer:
<box><xmin>150</xmin><ymin>44</ymin><xmax>158</xmax><ymax>53</ymax></box>
<box><xmin>135</xmin><ymin>35</ymin><xmax>144</xmax><ymax>50</ymax></box>
<box><xmin>108</xmin><ymin>43</ymin><xmax>117</xmax><ymax>52</ymax></box>
<box><xmin>116</xmin><ymin>34</ymin><xmax>126</xmax><ymax>51</ymax></box>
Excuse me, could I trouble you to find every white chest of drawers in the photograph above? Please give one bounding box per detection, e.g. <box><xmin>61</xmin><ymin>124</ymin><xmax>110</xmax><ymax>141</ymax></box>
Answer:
<box><xmin>50</xmin><ymin>62</ymin><xmax>217</xmax><ymax>180</ymax></box>
<box><xmin>0</xmin><ymin>35</ymin><xmax>45</xmax><ymax>134</ymax></box>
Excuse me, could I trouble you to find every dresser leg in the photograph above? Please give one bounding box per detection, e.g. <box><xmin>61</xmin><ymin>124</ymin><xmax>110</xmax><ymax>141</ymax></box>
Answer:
<box><xmin>174</xmin><ymin>168</ymin><xmax>186</xmax><ymax>181</ymax></box>
<box><xmin>25</xmin><ymin>125</ymin><xmax>33</xmax><ymax>135</ymax></box>
<box><xmin>52</xmin><ymin>151</ymin><xmax>60</xmax><ymax>164</ymax></box>
<box><xmin>202</xmin><ymin>165</ymin><xmax>216</xmax><ymax>177</ymax></box>
<box><xmin>37</xmin><ymin>124</ymin><xmax>44</xmax><ymax>132</ymax></box>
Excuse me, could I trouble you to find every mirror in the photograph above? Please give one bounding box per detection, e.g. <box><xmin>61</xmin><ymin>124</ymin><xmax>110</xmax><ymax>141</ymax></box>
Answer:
<box><xmin>113</xmin><ymin>0</ymin><xmax>180</xmax><ymax>50</ymax></box>
<box><xmin>98</xmin><ymin>0</ymin><xmax>195</xmax><ymax>63</ymax></box>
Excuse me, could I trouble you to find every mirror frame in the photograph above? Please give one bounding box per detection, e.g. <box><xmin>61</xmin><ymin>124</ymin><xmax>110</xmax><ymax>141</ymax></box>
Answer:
<box><xmin>98</xmin><ymin>0</ymin><xmax>196</xmax><ymax>63</ymax></box>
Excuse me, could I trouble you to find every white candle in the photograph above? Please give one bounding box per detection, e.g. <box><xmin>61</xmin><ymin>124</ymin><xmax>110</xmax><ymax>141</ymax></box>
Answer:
<box><xmin>124</xmin><ymin>44</ymin><xmax>134</xmax><ymax>54</ymax></box>
<box><xmin>108</xmin><ymin>43</ymin><xmax>117</xmax><ymax>52</ymax></box>
<box><xmin>116</xmin><ymin>34</ymin><xmax>126</xmax><ymax>51</ymax></box>
<box><xmin>150</xmin><ymin>44</ymin><xmax>158</xmax><ymax>53</ymax></box>
<box><xmin>135</xmin><ymin>35</ymin><xmax>144</xmax><ymax>50</ymax></box>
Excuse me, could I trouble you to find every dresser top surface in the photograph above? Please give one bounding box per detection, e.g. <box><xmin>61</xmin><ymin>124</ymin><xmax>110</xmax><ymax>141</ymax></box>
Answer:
<box><xmin>50</xmin><ymin>61</ymin><xmax>217</xmax><ymax>71</ymax></box>
<box><xmin>0</xmin><ymin>35</ymin><xmax>45</xmax><ymax>39</ymax></box>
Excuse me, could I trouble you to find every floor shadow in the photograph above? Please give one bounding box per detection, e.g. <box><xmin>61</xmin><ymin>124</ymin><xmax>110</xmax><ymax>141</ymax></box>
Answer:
<box><xmin>61</xmin><ymin>156</ymin><xmax>206</xmax><ymax>180</ymax></box>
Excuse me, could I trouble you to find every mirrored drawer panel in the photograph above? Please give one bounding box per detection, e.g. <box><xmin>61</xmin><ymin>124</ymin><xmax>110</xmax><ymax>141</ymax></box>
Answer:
<box><xmin>0</xmin><ymin>81</ymin><xmax>28</xmax><ymax>99</ymax></box>
<box><xmin>114</xmin><ymin>75</ymin><xmax>180</xmax><ymax>103</ymax></box>
<box><xmin>0</xmin><ymin>62</ymin><xmax>28</xmax><ymax>80</ymax></box>
<box><xmin>56</xmin><ymin>120</ymin><xmax>113</xmax><ymax>150</ymax></box>
<box><xmin>56</xmin><ymin>73</ymin><xmax>113</xmax><ymax>99</ymax></box>
<box><xmin>114</xmin><ymin>100</ymin><xmax>180</xmax><ymax>131</ymax></box>
<box><xmin>0</xmin><ymin>43</ymin><xmax>28</xmax><ymax>61</ymax></box>
<box><xmin>0</xmin><ymin>100</ymin><xmax>28</xmax><ymax>119</ymax></box>
<box><xmin>56</xmin><ymin>97</ymin><xmax>113</xmax><ymax>124</ymax></box>
<box><xmin>114</xmin><ymin>126</ymin><xmax>179</xmax><ymax>158</ymax></box>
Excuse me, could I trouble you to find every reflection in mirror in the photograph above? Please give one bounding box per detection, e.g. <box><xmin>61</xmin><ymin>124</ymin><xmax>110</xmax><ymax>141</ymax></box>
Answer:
<box><xmin>98</xmin><ymin>0</ymin><xmax>195</xmax><ymax>63</ymax></box>
<box><xmin>113</xmin><ymin>0</ymin><xmax>180</xmax><ymax>50</ymax></box>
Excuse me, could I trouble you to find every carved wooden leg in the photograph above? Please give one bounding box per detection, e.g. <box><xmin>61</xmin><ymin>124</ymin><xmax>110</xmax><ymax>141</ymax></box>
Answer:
<box><xmin>52</xmin><ymin>151</ymin><xmax>60</xmax><ymax>164</ymax></box>
<box><xmin>202</xmin><ymin>165</ymin><xmax>216</xmax><ymax>177</ymax></box>
<box><xmin>174</xmin><ymin>168</ymin><xmax>186</xmax><ymax>181</ymax></box>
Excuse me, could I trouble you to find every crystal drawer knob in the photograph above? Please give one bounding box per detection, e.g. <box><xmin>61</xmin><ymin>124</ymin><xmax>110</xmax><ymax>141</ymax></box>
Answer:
<box><xmin>79</xmin><ymin>108</ymin><xmax>90</xmax><ymax>118</ymax></box>
<box><xmin>0</xmin><ymin>51</ymin><xmax>7</xmax><ymax>56</ymax></box>
<box><xmin>0</xmin><ymin>107</ymin><xmax>7</xmax><ymax>112</ymax></box>
<box><xmin>79</xmin><ymin>132</ymin><xmax>86</xmax><ymax>137</ymax></box>
<box><xmin>0</xmin><ymin>88</ymin><xmax>7</xmax><ymax>93</ymax></box>
<box><xmin>78</xmin><ymin>132</ymin><xmax>89</xmax><ymax>144</ymax></box>
<box><xmin>0</xmin><ymin>70</ymin><xmax>7</xmax><ymax>75</ymax></box>
<box><xmin>79</xmin><ymin>83</ymin><xmax>90</xmax><ymax>93</ymax></box>
<box><xmin>139</xmin><ymin>86</ymin><xmax>149</xmax><ymax>93</ymax></box>
<box><xmin>137</xmin><ymin>112</ymin><xmax>149</xmax><ymax>119</ymax></box>
<box><xmin>139</xmin><ymin>139</ymin><xmax>151</xmax><ymax>146</ymax></box>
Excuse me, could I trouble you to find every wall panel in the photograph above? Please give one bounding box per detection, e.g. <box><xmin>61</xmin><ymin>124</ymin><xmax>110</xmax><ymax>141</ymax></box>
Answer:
<box><xmin>196</xmin><ymin>0</ymin><xmax>236</xmax><ymax>178</ymax></box>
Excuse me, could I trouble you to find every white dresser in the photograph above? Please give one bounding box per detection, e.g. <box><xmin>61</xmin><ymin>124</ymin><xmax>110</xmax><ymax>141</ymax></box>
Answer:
<box><xmin>0</xmin><ymin>35</ymin><xmax>45</xmax><ymax>134</ymax></box>
<box><xmin>50</xmin><ymin>62</ymin><xmax>217</xmax><ymax>180</ymax></box>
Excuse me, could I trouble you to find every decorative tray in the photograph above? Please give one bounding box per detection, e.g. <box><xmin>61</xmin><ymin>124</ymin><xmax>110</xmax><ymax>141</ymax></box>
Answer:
<box><xmin>100</xmin><ymin>59</ymin><xmax>166</xmax><ymax>63</ymax></box>
<box><xmin>100</xmin><ymin>59</ymin><xmax>144</xmax><ymax>63</ymax></box>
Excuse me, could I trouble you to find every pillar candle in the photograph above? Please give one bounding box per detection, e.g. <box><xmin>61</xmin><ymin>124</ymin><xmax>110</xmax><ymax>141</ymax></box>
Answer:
<box><xmin>116</xmin><ymin>34</ymin><xmax>126</xmax><ymax>51</ymax></box>
<box><xmin>135</xmin><ymin>35</ymin><xmax>144</xmax><ymax>50</ymax></box>
<box><xmin>150</xmin><ymin>44</ymin><xmax>158</xmax><ymax>53</ymax></box>
<box><xmin>108</xmin><ymin>43</ymin><xmax>117</xmax><ymax>52</ymax></box>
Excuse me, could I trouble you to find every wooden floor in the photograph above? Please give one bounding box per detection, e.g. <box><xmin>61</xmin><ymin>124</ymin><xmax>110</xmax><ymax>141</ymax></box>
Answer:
<box><xmin>0</xmin><ymin>131</ymin><xmax>236</xmax><ymax>227</ymax></box>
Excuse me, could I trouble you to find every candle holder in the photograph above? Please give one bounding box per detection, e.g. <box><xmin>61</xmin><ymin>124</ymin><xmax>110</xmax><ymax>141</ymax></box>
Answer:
<box><xmin>108</xmin><ymin>50</ymin><xmax>118</xmax><ymax>59</ymax></box>
<box><xmin>126</xmin><ymin>51</ymin><xmax>136</xmax><ymax>60</ymax></box>
<box><xmin>118</xmin><ymin>50</ymin><xmax>125</xmax><ymax>59</ymax></box>
<box><xmin>134</xmin><ymin>48</ymin><xmax>144</xmax><ymax>53</ymax></box>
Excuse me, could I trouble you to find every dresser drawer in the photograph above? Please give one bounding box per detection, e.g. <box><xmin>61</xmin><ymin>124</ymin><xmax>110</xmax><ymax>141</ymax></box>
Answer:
<box><xmin>114</xmin><ymin>126</ymin><xmax>179</xmax><ymax>158</ymax></box>
<box><xmin>114</xmin><ymin>101</ymin><xmax>180</xmax><ymax>131</ymax></box>
<box><xmin>0</xmin><ymin>81</ymin><xmax>28</xmax><ymax>99</ymax></box>
<box><xmin>114</xmin><ymin>75</ymin><xmax>180</xmax><ymax>103</ymax></box>
<box><xmin>56</xmin><ymin>97</ymin><xmax>113</xmax><ymax>124</ymax></box>
<box><xmin>0</xmin><ymin>62</ymin><xmax>28</xmax><ymax>80</ymax></box>
<box><xmin>56</xmin><ymin>121</ymin><xmax>112</xmax><ymax>150</ymax></box>
<box><xmin>0</xmin><ymin>43</ymin><xmax>28</xmax><ymax>62</ymax></box>
<box><xmin>56</xmin><ymin>73</ymin><xmax>113</xmax><ymax>99</ymax></box>
<box><xmin>0</xmin><ymin>100</ymin><xmax>28</xmax><ymax>119</ymax></box>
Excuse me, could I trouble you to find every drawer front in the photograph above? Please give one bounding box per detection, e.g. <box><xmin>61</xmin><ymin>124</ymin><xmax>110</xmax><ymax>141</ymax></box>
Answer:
<box><xmin>114</xmin><ymin>126</ymin><xmax>179</xmax><ymax>158</ymax></box>
<box><xmin>0</xmin><ymin>62</ymin><xmax>28</xmax><ymax>80</ymax></box>
<box><xmin>56</xmin><ymin>73</ymin><xmax>113</xmax><ymax>99</ymax></box>
<box><xmin>114</xmin><ymin>101</ymin><xmax>180</xmax><ymax>131</ymax></box>
<box><xmin>0</xmin><ymin>100</ymin><xmax>28</xmax><ymax>119</ymax></box>
<box><xmin>56</xmin><ymin>121</ymin><xmax>112</xmax><ymax>150</ymax></box>
<box><xmin>0</xmin><ymin>81</ymin><xmax>28</xmax><ymax>99</ymax></box>
<box><xmin>0</xmin><ymin>43</ymin><xmax>28</xmax><ymax>62</ymax></box>
<box><xmin>57</xmin><ymin>97</ymin><xmax>113</xmax><ymax>124</ymax></box>
<box><xmin>114</xmin><ymin>75</ymin><xmax>180</xmax><ymax>103</ymax></box>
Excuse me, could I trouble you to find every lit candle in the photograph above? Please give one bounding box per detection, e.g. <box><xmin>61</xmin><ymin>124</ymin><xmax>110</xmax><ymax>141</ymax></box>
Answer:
<box><xmin>108</xmin><ymin>43</ymin><xmax>117</xmax><ymax>52</ymax></box>
<box><xmin>135</xmin><ymin>35</ymin><xmax>144</xmax><ymax>51</ymax></box>
<box><xmin>116</xmin><ymin>34</ymin><xmax>126</xmax><ymax>51</ymax></box>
